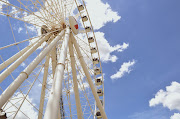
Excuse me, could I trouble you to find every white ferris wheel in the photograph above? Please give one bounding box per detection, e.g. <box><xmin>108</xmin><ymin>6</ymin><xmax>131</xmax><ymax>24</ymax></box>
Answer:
<box><xmin>0</xmin><ymin>0</ymin><xmax>107</xmax><ymax>119</ymax></box>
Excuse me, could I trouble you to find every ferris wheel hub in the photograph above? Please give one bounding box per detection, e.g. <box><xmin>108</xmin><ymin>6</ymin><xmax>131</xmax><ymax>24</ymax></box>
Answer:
<box><xmin>41</xmin><ymin>25</ymin><xmax>49</xmax><ymax>35</ymax></box>
<box><xmin>69</xmin><ymin>16</ymin><xmax>79</xmax><ymax>35</ymax></box>
<box><xmin>41</xmin><ymin>24</ymin><xmax>66</xmax><ymax>38</ymax></box>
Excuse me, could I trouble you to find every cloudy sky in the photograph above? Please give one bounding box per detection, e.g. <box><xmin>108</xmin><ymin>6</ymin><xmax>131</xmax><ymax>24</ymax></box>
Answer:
<box><xmin>1</xmin><ymin>0</ymin><xmax>180</xmax><ymax>119</ymax></box>
<box><xmin>101</xmin><ymin>0</ymin><xmax>180</xmax><ymax>119</ymax></box>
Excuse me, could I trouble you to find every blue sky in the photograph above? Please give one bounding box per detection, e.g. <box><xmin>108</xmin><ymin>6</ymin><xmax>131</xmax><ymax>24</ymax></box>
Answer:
<box><xmin>101</xmin><ymin>0</ymin><xmax>180</xmax><ymax>118</ymax></box>
<box><xmin>1</xmin><ymin>0</ymin><xmax>180</xmax><ymax>119</ymax></box>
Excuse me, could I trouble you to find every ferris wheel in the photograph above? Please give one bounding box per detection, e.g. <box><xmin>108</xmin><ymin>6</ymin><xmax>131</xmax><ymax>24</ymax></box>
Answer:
<box><xmin>0</xmin><ymin>0</ymin><xmax>107</xmax><ymax>119</ymax></box>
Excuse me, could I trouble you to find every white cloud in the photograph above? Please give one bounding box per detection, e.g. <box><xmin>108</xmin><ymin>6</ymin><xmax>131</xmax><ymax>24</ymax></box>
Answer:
<box><xmin>10</xmin><ymin>6</ymin><xmax>19</xmax><ymax>18</ymax></box>
<box><xmin>68</xmin><ymin>81</ymin><xmax>90</xmax><ymax>94</ymax></box>
<box><xmin>129</xmin><ymin>107</ymin><xmax>169</xmax><ymax>119</ymax></box>
<box><xmin>149</xmin><ymin>82</ymin><xmax>180</xmax><ymax>111</ymax></box>
<box><xmin>18</xmin><ymin>27</ymin><xmax>23</xmax><ymax>33</ymax></box>
<box><xmin>95</xmin><ymin>32</ymin><xmax>129</xmax><ymax>62</ymax></box>
<box><xmin>171</xmin><ymin>113</ymin><xmax>180</xmax><ymax>119</ymax></box>
<box><xmin>4</xmin><ymin>93</ymin><xmax>38</xmax><ymax>119</ymax></box>
<box><xmin>117</xmin><ymin>43</ymin><xmax>129</xmax><ymax>52</ymax></box>
<box><xmin>26</xmin><ymin>25</ymin><xmax>36</xmax><ymax>33</ymax></box>
<box><xmin>8</xmin><ymin>0</ymin><xmax>125</xmax><ymax>64</ymax></box>
<box><xmin>20</xmin><ymin>62</ymin><xmax>25</xmax><ymax>67</ymax></box>
<box><xmin>78</xmin><ymin>81</ymin><xmax>90</xmax><ymax>91</ymax></box>
<box><xmin>77</xmin><ymin>31</ymin><xmax>128</xmax><ymax>63</ymax></box>
<box><xmin>85</xmin><ymin>0</ymin><xmax>121</xmax><ymax>30</ymax></box>
<box><xmin>110</xmin><ymin>60</ymin><xmax>136</xmax><ymax>80</ymax></box>
<box><xmin>0</xmin><ymin>0</ymin><xmax>9</xmax><ymax>11</ymax></box>
<box><xmin>110</xmin><ymin>55</ymin><xmax>118</xmax><ymax>62</ymax></box>
<box><xmin>0</xmin><ymin>0</ymin><xmax>123</xmax><ymax>117</ymax></box>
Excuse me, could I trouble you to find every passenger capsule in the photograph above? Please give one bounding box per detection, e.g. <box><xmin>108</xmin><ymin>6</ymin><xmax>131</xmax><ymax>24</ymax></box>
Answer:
<box><xmin>88</xmin><ymin>37</ymin><xmax>94</xmax><ymax>43</ymax></box>
<box><xmin>94</xmin><ymin>68</ymin><xmax>101</xmax><ymax>75</ymax></box>
<box><xmin>78</xmin><ymin>5</ymin><xmax>84</xmax><ymax>11</ymax></box>
<box><xmin>95</xmin><ymin>78</ymin><xmax>102</xmax><ymax>86</ymax></box>
<box><xmin>82</xmin><ymin>16</ymin><xmax>88</xmax><ymax>22</ymax></box>
<box><xmin>91</xmin><ymin>47</ymin><xmax>97</xmax><ymax>54</ymax></box>
<box><xmin>85</xmin><ymin>26</ymin><xmax>91</xmax><ymax>32</ymax></box>
<box><xmin>97</xmin><ymin>89</ymin><xmax>103</xmax><ymax>96</ymax></box>
<box><xmin>96</xmin><ymin>110</ymin><xmax>102</xmax><ymax>118</ymax></box>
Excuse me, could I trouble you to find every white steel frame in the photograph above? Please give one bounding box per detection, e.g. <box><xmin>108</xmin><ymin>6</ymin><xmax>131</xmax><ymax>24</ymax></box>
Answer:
<box><xmin>0</xmin><ymin>0</ymin><xmax>107</xmax><ymax>118</ymax></box>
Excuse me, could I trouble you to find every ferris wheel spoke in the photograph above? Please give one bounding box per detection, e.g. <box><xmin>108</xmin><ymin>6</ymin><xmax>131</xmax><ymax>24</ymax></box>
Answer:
<box><xmin>75</xmin><ymin>64</ymin><xmax>95</xmax><ymax>116</ymax></box>
<box><xmin>73</xmin><ymin>46</ymin><xmax>94</xmax><ymax>76</ymax></box>
<box><xmin>2</xmin><ymin>63</ymin><xmax>44</xmax><ymax>116</ymax></box>
<box><xmin>0</xmin><ymin>39</ymin><xmax>38</xmax><ymax>72</ymax></box>
<box><xmin>55</xmin><ymin>0</ymin><xmax>65</xmax><ymax>20</ymax></box>
<box><xmin>28</xmin><ymin>0</ymin><xmax>54</xmax><ymax>24</ymax></box>
<box><xmin>64</xmin><ymin>0</ymin><xmax>75</xmax><ymax>17</ymax></box>
<box><xmin>16</xmin><ymin>0</ymin><xmax>59</xmax><ymax>27</ymax></box>
<box><xmin>60</xmin><ymin>0</ymin><xmax>65</xmax><ymax>21</ymax></box>
<box><xmin>0</xmin><ymin>0</ymin><xmax>27</xmax><ymax>13</ymax></box>
<box><xmin>7</xmin><ymin>16</ymin><xmax>37</xmax><ymax>72</ymax></box>
<box><xmin>7</xmin><ymin>16</ymin><xmax>20</xmax><ymax>52</ymax></box>
<box><xmin>35</xmin><ymin>0</ymin><xmax>63</xmax><ymax>26</ymax></box>
<box><xmin>0</xmin><ymin>1</ymin><xmax>40</xmax><ymax>27</ymax></box>
<box><xmin>0</xmin><ymin>35</ymin><xmax>42</xmax><ymax>51</ymax></box>
<box><xmin>13</xmin><ymin>65</ymin><xmax>44</xmax><ymax>119</ymax></box>
<box><xmin>35</xmin><ymin>1</ymin><xmax>52</xmax><ymax>23</ymax></box>
<box><xmin>44</xmin><ymin>0</ymin><xmax>64</xmax><ymax>25</ymax></box>
<box><xmin>3</xmin><ymin>0</ymin><xmax>59</xmax><ymax>28</ymax></box>
<box><xmin>67</xmin><ymin>43</ymin><xmax>95</xmax><ymax>118</ymax></box>
<box><xmin>48</xmin><ymin>0</ymin><xmax>62</xmax><ymax>21</ymax></box>
<box><xmin>0</xmin><ymin>87</ymin><xmax>31</xmax><ymax>119</ymax></box>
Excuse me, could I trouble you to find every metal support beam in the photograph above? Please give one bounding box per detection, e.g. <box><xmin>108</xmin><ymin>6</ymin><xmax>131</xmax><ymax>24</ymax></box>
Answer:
<box><xmin>71</xmin><ymin>34</ymin><xmax>107</xmax><ymax>119</ymax></box>
<box><xmin>0</xmin><ymin>30</ymin><xmax>65</xmax><ymax>109</ymax></box>
<box><xmin>68</xmin><ymin>36</ymin><xmax>83</xmax><ymax>119</ymax></box>
<box><xmin>51</xmin><ymin>47</ymin><xmax>57</xmax><ymax>77</ymax></box>
<box><xmin>38</xmin><ymin>54</ymin><xmax>50</xmax><ymax>119</ymax></box>
<box><xmin>44</xmin><ymin>27</ymin><xmax>70</xmax><ymax>119</ymax></box>
<box><xmin>0</xmin><ymin>38</ymin><xmax>39</xmax><ymax>72</ymax></box>
<box><xmin>0</xmin><ymin>34</ymin><xmax>51</xmax><ymax>83</ymax></box>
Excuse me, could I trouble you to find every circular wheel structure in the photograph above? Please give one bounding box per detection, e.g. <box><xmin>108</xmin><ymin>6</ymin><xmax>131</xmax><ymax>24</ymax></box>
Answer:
<box><xmin>0</xmin><ymin>0</ymin><xmax>107</xmax><ymax>119</ymax></box>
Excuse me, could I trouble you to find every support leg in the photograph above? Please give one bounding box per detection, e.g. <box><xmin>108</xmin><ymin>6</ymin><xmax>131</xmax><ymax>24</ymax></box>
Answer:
<box><xmin>69</xmin><ymin>37</ymin><xmax>83</xmax><ymax>119</ymax></box>
<box><xmin>71</xmin><ymin>34</ymin><xmax>107</xmax><ymax>119</ymax></box>
<box><xmin>0</xmin><ymin>38</ymin><xmax>39</xmax><ymax>72</ymax></box>
<box><xmin>0</xmin><ymin>34</ymin><xmax>50</xmax><ymax>83</ymax></box>
<box><xmin>0</xmin><ymin>31</ymin><xmax>64</xmax><ymax>109</ymax></box>
<box><xmin>38</xmin><ymin>54</ymin><xmax>50</xmax><ymax>119</ymax></box>
<box><xmin>51</xmin><ymin>47</ymin><xmax>57</xmax><ymax>77</ymax></box>
<box><xmin>44</xmin><ymin>27</ymin><xmax>70</xmax><ymax>119</ymax></box>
